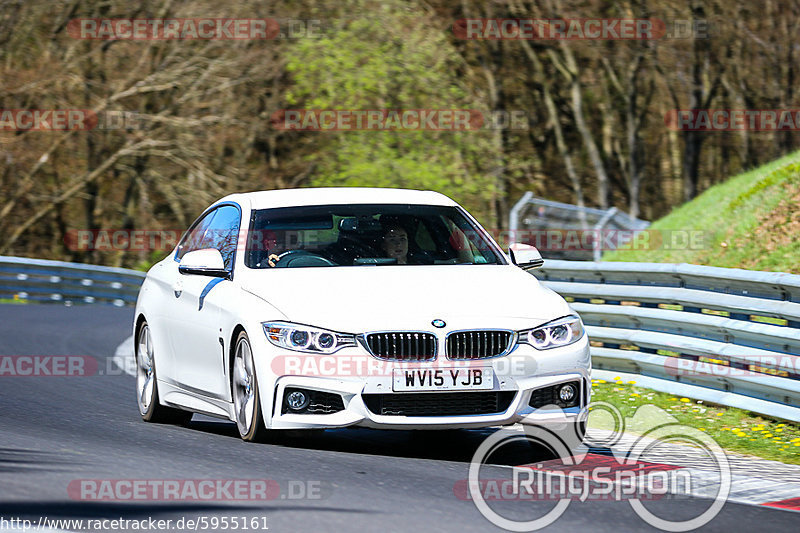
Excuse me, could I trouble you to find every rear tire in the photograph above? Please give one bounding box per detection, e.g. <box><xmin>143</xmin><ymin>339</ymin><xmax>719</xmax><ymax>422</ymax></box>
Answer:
<box><xmin>136</xmin><ymin>322</ymin><xmax>193</xmax><ymax>425</ymax></box>
<box><xmin>232</xmin><ymin>330</ymin><xmax>269</xmax><ymax>442</ymax></box>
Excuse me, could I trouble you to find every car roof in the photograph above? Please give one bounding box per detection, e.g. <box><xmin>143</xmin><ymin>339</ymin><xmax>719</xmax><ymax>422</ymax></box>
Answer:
<box><xmin>217</xmin><ymin>187</ymin><xmax>459</xmax><ymax>210</ymax></box>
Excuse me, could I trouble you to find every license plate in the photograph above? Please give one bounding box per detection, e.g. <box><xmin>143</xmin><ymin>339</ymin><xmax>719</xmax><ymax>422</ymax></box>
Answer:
<box><xmin>392</xmin><ymin>367</ymin><xmax>494</xmax><ymax>392</ymax></box>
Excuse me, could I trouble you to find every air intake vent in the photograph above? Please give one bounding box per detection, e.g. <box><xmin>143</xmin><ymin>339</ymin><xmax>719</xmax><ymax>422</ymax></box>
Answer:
<box><xmin>362</xmin><ymin>391</ymin><xmax>516</xmax><ymax>416</ymax></box>
<box><xmin>446</xmin><ymin>330</ymin><xmax>513</xmax><ymax>359</ymax></box>
<box><xmin>364</xmin><ymin>332</ymin><xmax>437</xmax><ymax>361</ymax></box>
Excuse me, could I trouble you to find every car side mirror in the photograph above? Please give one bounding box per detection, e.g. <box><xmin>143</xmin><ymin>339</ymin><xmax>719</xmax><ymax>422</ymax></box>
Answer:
<box><xmin>179</xmin><ymin>249</ymin><xmax>229</xmax><ymax>278</ymax></box>
<box><xmin>509</xmin><ymin>243</ymin><xmax>543</xmax><ymax>271</ymax></box>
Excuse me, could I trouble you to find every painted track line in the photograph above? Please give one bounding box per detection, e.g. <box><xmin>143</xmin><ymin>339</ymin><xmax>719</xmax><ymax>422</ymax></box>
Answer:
<box><xmin>112</xmin><ymin>334</ymin><xmax>135</xmax><ymax>376</ymax></box>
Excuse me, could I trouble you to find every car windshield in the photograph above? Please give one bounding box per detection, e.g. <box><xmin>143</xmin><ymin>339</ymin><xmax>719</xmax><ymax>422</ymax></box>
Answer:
<box><xmin>245</xmin><ymin>203</ymin><xmax>505</xmax><ymax>268</ymax></box>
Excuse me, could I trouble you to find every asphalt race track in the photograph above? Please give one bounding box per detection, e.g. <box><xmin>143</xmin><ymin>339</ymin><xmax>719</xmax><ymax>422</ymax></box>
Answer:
<box><xmin>0</xmin><ymin>303</ymin><xmax>798</xmax><ymax>532</ymax></box>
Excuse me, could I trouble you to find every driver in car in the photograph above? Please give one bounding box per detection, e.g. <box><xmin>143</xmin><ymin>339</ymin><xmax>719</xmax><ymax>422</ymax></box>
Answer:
<box><xmin>249</xmin><ymin>229</ymin><xmax>282</xmax><ymax>267</ymax></box>
<box><xmin>381</xmin><ymin>223</ymin><xmax>410</xmax><ymax>265</ymax></box>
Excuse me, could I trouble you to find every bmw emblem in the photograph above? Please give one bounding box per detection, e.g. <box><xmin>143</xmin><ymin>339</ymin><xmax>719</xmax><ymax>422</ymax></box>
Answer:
<box><xmin>431</xmin><ymin>319</ymin><xmax>446</xmax><ymax>328</ymax></box>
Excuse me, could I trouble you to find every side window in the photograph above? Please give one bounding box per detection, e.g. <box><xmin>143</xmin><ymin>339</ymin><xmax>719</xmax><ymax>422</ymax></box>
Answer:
<box><xmin>205</xmin><ymin>205</ymin><xmax>241</xmax><ymax>270</ymax></box>
<box><xmin>175</xmin><ymin>210</ymin><xmax>218</xmax><ymax>262</ymax></box>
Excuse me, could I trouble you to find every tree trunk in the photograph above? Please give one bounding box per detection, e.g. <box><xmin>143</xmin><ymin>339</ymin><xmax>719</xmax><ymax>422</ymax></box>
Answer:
<box><xmin>516</xmin><ymin>37</ymin><xmax>587</xmax><ymax>226</ymax></box>
<box><xmin>569</xmin><ymin>74</ymin><xmax>610</xmax><ymax>209</ymax></box>
<box><xmin>549</xmin><ymin>42</ymin><xmax>611</xmax><ymax>209</ymax></box>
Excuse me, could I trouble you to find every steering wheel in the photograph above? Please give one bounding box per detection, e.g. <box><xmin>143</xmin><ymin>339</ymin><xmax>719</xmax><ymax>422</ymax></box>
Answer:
<box><xmin>271</xmin><ymin>250</ymin><xmax>336</xmax><ymax>268</ymax></box>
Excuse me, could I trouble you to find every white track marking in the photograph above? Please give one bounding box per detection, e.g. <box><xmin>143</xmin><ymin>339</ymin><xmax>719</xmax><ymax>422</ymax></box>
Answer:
<box><xmin>111</xmin><ymin>334</ymin><xmax>135</xmax><ymax>376</ymax></box>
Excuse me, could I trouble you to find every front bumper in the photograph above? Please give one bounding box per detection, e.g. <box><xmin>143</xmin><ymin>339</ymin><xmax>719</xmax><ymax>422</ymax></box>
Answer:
<box><xmin>262</xmin><ymin>336</ymin><xmax>591</xmax><ymax>430</ymax></box>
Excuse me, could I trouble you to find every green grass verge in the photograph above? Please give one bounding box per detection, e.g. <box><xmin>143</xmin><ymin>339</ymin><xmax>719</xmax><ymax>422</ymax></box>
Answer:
<box><xmin>604</xmin><ymin>150</ymin><xmax>800</xmax><ymax>273</ymax></box>
<box><xmin>596</xmin><ymin>152</ymin><xmax>800</xmax><ymax>462</ymax></box>
<box><xmin>588</xmin><ymin>377</ymin><xmax>800</xmax><ymax>465</ymax></box>
<box><xmin>0</xmin><ymin>297</ymin><xmax>28</xmax><ymax>304</ymax></box>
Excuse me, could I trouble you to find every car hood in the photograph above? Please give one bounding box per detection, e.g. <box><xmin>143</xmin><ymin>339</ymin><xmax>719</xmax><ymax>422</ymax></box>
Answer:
<box><xmin>238</xmin><ymin>265</ymin><xmax>572</xmax><ymax>333</ymax></box>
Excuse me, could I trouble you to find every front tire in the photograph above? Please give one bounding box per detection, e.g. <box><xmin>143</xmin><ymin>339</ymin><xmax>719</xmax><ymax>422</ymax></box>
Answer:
<box><xmin>232</xmin><ymin>330</ymin><xmax>269</xmax><ymax>442</ymax></box>
<box><xmin>136</xmin><ymin>322</ymin><xmax>192</xmax><ymax>425</ymax></box>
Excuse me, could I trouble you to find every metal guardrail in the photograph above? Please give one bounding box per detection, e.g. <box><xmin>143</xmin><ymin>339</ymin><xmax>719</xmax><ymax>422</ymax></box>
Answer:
<box><xmin>508</xmin><ymin>193</ymin><xmax>650</xmax><ymax>261</ymax></box>
<box><xmin>532</xmin><ymin>260</ymin><xmax>800</xmax><ymax>422</ymax></box>
<box><xmin>0</xmin><ymin>255</ymin><xmax>145</xmax><ymax>306</ymax></box>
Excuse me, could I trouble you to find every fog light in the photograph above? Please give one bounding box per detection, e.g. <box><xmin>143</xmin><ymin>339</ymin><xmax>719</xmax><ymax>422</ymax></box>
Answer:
<box><xmin>286</xmin><ymin>390</ymin><xmax>309</xmax><ymax>411</ymax></box>
<box><xmin>559</xmin><ymin>383</ymin><xmax>577</xmax><ymax>403</ymax></box>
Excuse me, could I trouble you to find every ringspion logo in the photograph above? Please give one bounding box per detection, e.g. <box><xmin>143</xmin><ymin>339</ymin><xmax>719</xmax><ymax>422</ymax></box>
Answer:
<box><xmin>468</xmin><ymin>403</ymin><xmax>731</xmax><ymax>530</ymax></box>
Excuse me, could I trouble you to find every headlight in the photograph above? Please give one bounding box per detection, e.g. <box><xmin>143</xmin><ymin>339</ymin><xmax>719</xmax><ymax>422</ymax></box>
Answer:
<box><xmin>518</xmin><ymin>315</ymin><xmax>584</xmax><ymax>350</ymax></box>
<box><xmin>263</xmin><ymin>321</ymin><xmax>357</xmax><ymax>354</ymax></box>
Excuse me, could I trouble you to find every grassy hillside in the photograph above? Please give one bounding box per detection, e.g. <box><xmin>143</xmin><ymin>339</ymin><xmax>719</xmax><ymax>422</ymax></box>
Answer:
<box><xmin>605</xmin><ymin>151</ymin><xmax>800</xmax><ymax>273</ymax></box>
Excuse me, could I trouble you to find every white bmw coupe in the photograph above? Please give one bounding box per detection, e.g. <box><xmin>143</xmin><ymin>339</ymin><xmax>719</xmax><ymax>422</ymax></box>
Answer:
<box><xmin>134</xmin><ymin>188</ymin><xmax>591</xmax><ymax>442</ymax></box>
